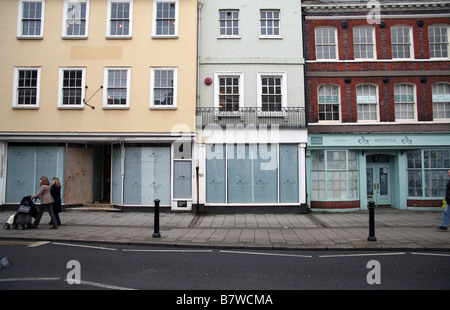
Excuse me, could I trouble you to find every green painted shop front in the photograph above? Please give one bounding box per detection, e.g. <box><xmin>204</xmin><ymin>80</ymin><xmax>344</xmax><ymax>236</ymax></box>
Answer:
<box><xmin>307</xmin><ymin>133</ymin><xmax>450</xmax><ymax>212</ymax></box>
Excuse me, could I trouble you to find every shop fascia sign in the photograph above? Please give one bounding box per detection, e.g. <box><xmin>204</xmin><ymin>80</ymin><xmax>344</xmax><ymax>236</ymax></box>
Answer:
<box><xmin>310</xmin><ymin>134</ymin><xmax>450</xmax><ymax>147</ymax></box>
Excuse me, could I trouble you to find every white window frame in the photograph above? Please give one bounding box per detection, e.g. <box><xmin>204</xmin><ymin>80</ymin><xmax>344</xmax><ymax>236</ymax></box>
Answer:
<box><xmin>356</xmin><ymin>84</ymin><xmax>379</xmax><ymax>122</ymax></box>
<box><xmin>432</xmin><ymin>82</ymin><xmax>450</xmax><ymax>120</ymax></box>
<box><xmin>429</xmin><ymin>25</ymin><xmax>450</xmax><ymax>59</ymax></box>
<box><xmin>150</xmin><ymin>67</ymin><xmax>178</xmax><ymax>109</ymax></box>
<box><xmin>17</xmin><ymin>0</ymin><xmax>45</xmax><ymax>39</ymax></box>
<box><xmin>391</xmin><ymin>25</ymin><xmax>414</xmax><ymax>59</ymax></box>
<box><xmin>318</xmin><ymin>84</ymin><xmax>341</xmax><ymax>122</ymax></box>
<box><xmin>152</xmin><ymin>0</ymin><xmax>179</xmax><ymax>38</ymax></box>
<box><xmin>57</xmin><ymin>67</ymin><xmax>86</xmax><ymax>109</ymax></box>
<box><xmin>106</xmin><ymin>0</ymin><xmax>133</xmax><ymax>39</ymax></box>
<box><xmin>257</xmin><ymin>72</ymin><xmax>287</xmax><ymax>116</ymax></box>
<box><xmin>218</xmin><ymin>9</ymin><xmax>240</xmax><ymax>39</ymax></box>
<box><xmin>213</xmin><ymin>72</ymin><xmax>244</xmax><ymax>116</ymax></box>
<box><xmin>12</xmin><ymin>67</ymin><xmax>41</xmax><ymax>109</ymax></box>
<box><xmin>353</xmin><ymin>26</ymin><xmax>376</xmax><ymax>60</ymax></box>
<box><xmin>62</xmin><ymin>0</ymin><xmax>90</xmax><ymax>39</ymax></box>
<box><xmin>315</xmin><ymin>27</ymin><xmax>338</xmax><ymax>60</ymax></box>
<box><xmin>103</xmin><ymin>67</ymin><xmax>131</xmax><ymax>109</ymax></box>
<box><xmin>259</xmin><ymin>9</ymin><xmax>281</xmax><ymax>39</ymax></box>
<box><xmin>394</xmin><ymin>83</ymin><xmax>416</xmax><ymax>122</ymax></box>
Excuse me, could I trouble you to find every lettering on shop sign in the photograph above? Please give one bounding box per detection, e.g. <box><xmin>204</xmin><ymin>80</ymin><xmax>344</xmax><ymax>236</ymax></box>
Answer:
<box><xmin>358</xmin><ymin>136</ymin><xmax>413</xmax><ymax>145</ymax></box>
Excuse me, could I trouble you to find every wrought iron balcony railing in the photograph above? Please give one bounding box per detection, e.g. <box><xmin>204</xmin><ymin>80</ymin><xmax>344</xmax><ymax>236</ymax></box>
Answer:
<box><xmin>196</xmin><ymin>107</ymin><xmax>306</xmax><ymax>128</ymax></box>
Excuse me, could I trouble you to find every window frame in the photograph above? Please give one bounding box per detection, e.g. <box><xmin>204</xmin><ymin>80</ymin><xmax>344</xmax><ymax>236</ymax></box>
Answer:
<box><xmin>106</xmin><ymin>0</ymin><xmax>133</xmax><ymax>39</ymax></box>
<box><xmin>152</xmin><ymin>0</ymin><xmax>179</xmax><ymax>38</ymax></box>
<box><xmin>315</xmin><ymin>27</ymin><xmax>338</xmax><ymax>60</ymax></box>
<box><xmin>356</xmin><ymin>84</ymin><xmax>379</xmax><ymax>122</ymax></box>
<box><xmin>17</xmin><ymin>0</ymin><xmax>45</xmax><ymax>39</ymax></box>
<box><xmin>218</xmin><ymin>9</ymin><xmax>240</xmax><ymax>39</ymax></box>
<box><xmin>429</xmin><ymin>25</ymin><xmax>450</xmax><ymax>59</ymax></box>
<box><xmin>150</xmin><ymin>67</ymin><xmax>178</xmax><ymax>109</ymax></box>
<box><xmin>432</xmin><ymin>82</ymin><xmax>450</xmax><ymax>120</ymax></box>
<box><xmin>103</xmin><ymin>67</ymin><xmax>131</xmax><ymax>109</ymax></box>
<box><xmin>62</xmin><ymin>0</ymin><xmax>90</xmax><ymax>39</ymax></box>
<box><xmin>391</xmin><ymin>25</ymin><xmax>414</xmax><ymax>59</ymax></box>
<box><xmin>57</xmin><ymin>67</ymin><xmax>86</xmax><ymax>109</ymax></box>
<box><xmin>259</xmin><ymin>9</ymin><xmax>281</xmax><ymax>39</ymax></box>
<box><xmin>12</xmin><ymin>67</ymin><xmax>41</xmax><ymax>109</ymax></box>
<box><xmin>394</xmin><ymin>83</ymin><xmax>417</xmax><ymax>122</ymax></box>
<box><xmin>257</xmin><ymin>72</ymin><xmax>287</xmax><ymax>113</ymax></box>
<box><xmin>318</xmin><ymin>84</ymin><xmax>341</xmax><ymax>122</ymax></box>
<box><xmin>214</xmin><ymin>72</ymin><xmax>244</xmax><ymax>114</ymax></box>
<box><xmin>353</xmin><ymin>26</ymin><xmax>376</xmax><ymax>60</ymax></box>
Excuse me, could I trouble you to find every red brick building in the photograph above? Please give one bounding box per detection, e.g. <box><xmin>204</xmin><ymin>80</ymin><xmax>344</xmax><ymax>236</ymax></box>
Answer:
<box><xmin>303</xmin><ymin>0</ymin><xmax>450</xmax><ymax>211</ymax></box>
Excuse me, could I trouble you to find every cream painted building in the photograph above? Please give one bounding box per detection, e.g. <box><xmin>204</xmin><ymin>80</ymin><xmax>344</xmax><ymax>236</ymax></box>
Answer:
<box><xmin>0</xmin><ymin>0</ymin><xmax>197</xmax><ymax>211</ymax></box>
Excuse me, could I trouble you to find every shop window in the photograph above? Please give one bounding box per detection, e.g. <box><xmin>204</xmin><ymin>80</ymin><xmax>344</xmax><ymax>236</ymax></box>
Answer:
<box><xmin>205</xmin><ymin>144</ymin><xmax>299</xmax><ymax>204</ymax></box>
<box><xmin>407</xmin><ymin>150</ymin><xmax>450</xmax><ymax>198</ymax></box>
<box><xmin>311</xmin><ymin>150</ymin><xmax>358</xmax><ymax>200</ymax></box>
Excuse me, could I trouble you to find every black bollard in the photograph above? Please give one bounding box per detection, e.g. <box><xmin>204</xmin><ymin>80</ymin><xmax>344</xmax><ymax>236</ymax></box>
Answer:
<box><xmin>152</xmin><ymin>199</ymin><xmax>161</xmax><ymax>238</ymax></box>
<box><xmin>367</xmin><ymin>200</ymin><xmax>377</xmax><ymax>241</ymax></box>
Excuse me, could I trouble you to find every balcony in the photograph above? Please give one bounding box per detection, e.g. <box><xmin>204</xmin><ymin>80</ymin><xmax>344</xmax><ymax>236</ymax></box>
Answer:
<box><xmin>196</xmin><ymin>107</ymin><xmax>306</xmax><ymax>128</ymax></box>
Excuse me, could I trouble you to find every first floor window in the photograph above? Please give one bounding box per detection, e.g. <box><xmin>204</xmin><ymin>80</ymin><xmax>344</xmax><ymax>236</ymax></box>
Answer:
<box><xmin>13</xmin><ymin>67</ymin><xmax>41</xmax><ymax>108</ymax></box>
<box><xmin>150</xmin><ymin>67</ymin><xmax>177</xmax><ymax>108</ymax></box>
<box><xmin>260</xmin><ymin>75</ymin><xmax>284</xmax><ymax>112</ymax></box>
<box><xmin>318</xmin><ymin>85</ymin><xmax>340</xmax><ymax>121</ymax></box>
<box><xmin>59</xmin><ymin>68</ymin><xmax>85</xmax><ymax>108</ymax></box>
<box><xmin>407</xmin><ymin>150</ymin><xmax>450</xmax><ymax>198</ymax></box>
<box><xmin>218</xmin><ymin>76</ymin><xmax>240</xmax><ymax>111</ymax></box>
<box><xmin>353</xmin><ymin>27</ymin><xmax>375</xmax><ymax>59</ymax></box>
<box><xmin>432</xmin><ymin>83</ymin><xmax>450</xmax><ymax>119</ymax></box>
<box><xmin>357</xmin><ymin>84</ymin><xmax>378</xmax><ymax>121</ymax></box>
<box><xmin>311</xmin><ymin>150</ymin><xmax>358</xmax><ymax>200</ymax></box>
<box><xmin>104</xmin><ymin>68</ymin><xmax>130</xmax><ymax>108</ymax></box>
<box><xmin>394</xmin><ymin>84</ymin><xmax>415</xmax><ymax>120</ymax></box>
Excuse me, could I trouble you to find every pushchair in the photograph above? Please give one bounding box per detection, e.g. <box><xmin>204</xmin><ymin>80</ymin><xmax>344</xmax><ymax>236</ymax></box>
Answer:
<box><xmin>3</xmin><ymin>196</ymin><xmax>38</xmax><ymax>230</ymax></box>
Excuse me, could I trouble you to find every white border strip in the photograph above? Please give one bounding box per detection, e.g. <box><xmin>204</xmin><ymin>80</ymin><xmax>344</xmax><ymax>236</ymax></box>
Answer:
<box><xmin>220</xmin><ymin>250</ymin><xmax>312</xmax><ymax>258</ymax></box>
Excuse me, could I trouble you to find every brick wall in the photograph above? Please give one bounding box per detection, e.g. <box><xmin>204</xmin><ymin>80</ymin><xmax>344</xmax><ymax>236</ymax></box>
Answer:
<box><xmin>407</xmin><ymin>199</ymin><xmax>443</xmax><ymax>208</ymax></box>
<box><xmin>311</xmin><ymin>200</ymin><xmax>360</xmax><ymax>210</ymax></box>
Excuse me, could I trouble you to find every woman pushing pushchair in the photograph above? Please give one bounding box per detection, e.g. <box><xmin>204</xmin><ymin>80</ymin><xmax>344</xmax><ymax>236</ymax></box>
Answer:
<box><xmin>29</xmin><ymin>176</ymin><xmax>58</xmax><ymax>229</ymax></box>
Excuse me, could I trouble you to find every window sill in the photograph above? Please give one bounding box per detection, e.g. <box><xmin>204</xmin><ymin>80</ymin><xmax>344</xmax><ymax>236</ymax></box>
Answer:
<box><xmin>57</xmin><ymin>106</ymin><xmax>85</xmax><ymax>110</ymax></box>
<box><xmin>103</xmin><ymin>106</ymin><xmax>130</xmax><ymax>110</ymax></box>
<box><xmin>12</xmin><ymin>106</ymin><xmax>39</xmax><ymax>110</ymax></box>
<box><xmin>217</xmin><ymin>36</ymin><xmax>241</xmax><ymax>39</ymax></box>
<box><xmin>106</xmin><ymin>35</ymin><xmax>132</xmax><ymax>40</ymax></box>
<box><xmin>62</xmin><ymin>36</ymin><xmax>88</xmax><ymax>40</ymax></box>
<box><xmin>150</xmin><ymin>106</ymin><xmax>177</xmax><ymax>110</ymax></box>
<box><xmin>17</xmin><ymin>36</ymin><xmax>43</xmax><ymax>40</ymax></box>
<box><xmin>152</xmin><ymin>35</ymin><xmax>178</xmax><ymax>39</ymax></box>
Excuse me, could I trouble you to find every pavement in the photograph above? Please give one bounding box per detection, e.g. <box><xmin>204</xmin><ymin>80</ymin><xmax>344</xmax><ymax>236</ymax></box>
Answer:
<box><xmin>0</xmin><ymin>207</ymin><xmax>449</xmax><ymax>251</ymax></box>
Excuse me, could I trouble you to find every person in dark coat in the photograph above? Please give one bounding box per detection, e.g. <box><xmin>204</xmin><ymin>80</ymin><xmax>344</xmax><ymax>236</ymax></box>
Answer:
<box><xmin>50</xmin><ymin>177</ymin><xmax>62</xmax><ymax>226</ymax></box>
<box><xmin>438</xmin><ymin>170</ymin><xmax>450</xmax><ymax>231</ymax></box>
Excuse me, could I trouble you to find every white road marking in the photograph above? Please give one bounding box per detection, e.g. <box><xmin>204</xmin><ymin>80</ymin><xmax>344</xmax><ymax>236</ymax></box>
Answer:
<box><xmin>27</xmin><ymin>241</ymin><xmax>51</xmax><ymax>247</ymax></box>
<box><xmin>220</xmin><ymin>250</ymin><xmax>312</xmax><ymax>258</ymax></box>
<box><xmin>52</xmin><ymin>242</ymin><xmax>117</xmax><ymax>251</ymax></box>
<box><xmin>319</xmin><ymin>252</ymin><xmax>406</xmax><ymax>258</ymax></box>
<box><xmin>0</xmin><ymin>277</ymin><xmax>60</xmax><ymax>282</ymax></box>
<box><xmin>411</xmin><ymin>252</ymin><xmax>450</xmax><ymax>257</ymax></box>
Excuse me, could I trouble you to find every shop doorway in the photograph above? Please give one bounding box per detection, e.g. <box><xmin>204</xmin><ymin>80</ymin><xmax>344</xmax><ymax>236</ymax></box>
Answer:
<box><xmin>366</xmin><ymin>155</ymin><xmax>391</xmax><ymax>206</ymax></box>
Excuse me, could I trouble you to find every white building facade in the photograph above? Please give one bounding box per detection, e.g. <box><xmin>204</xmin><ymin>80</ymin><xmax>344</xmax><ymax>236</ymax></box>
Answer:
<box><xmin>196</xmin><ymin>0</ymin><xmax>307</xmax><ymax>212</ymax></box>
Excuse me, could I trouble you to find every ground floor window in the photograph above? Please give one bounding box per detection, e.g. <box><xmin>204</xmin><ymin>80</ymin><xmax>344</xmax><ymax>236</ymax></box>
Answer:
<box><xmin>407</xmin><ymin>149</ymin><xmax>450</xmax><ymax>198</ymax></box>
<box><xmin>311</xmin><ymin>150</ymin><xmax>358</xmax><ymax>200</ymax></box>
<box><xmin>206</xmin><ymin>144</ymin><xmax>299</xmax><ymax>204</ymax></box>
<box><xmin>5</xmin><ymin>145</ymin><xmax>65</xmax><ymax>203</ymax></box>
<box><xmin>112</xmin><ymin>144</ymin><xmax>171</xmax><ymax>205</ymax></box>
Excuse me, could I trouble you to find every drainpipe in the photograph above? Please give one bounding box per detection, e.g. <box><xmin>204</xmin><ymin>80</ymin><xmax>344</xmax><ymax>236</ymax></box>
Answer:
<box><xmin>196</xmin><ymin>2</ymin><xmax>204</xmax><ymax>210</ymax></box>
